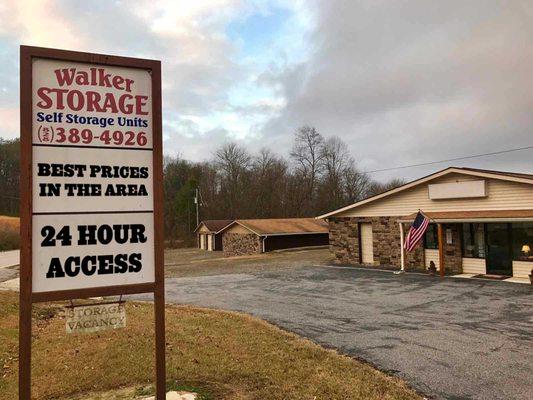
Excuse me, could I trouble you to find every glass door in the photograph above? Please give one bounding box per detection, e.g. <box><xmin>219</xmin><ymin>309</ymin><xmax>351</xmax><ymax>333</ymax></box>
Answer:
<box><xmin>485</xmin><ymin>223</ymin><xmax>512</xmax><ymax>275</ymax></box>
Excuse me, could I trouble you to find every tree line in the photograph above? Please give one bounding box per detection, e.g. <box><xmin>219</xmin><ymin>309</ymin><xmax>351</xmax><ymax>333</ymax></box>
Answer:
<box><xmin>163</xmin><ymin>126</ymin><xmax>403</xmax><ymax>245</ymax></box>
<box><xmin>0</xmin><ymin>127</ymin><xmax>403</xmax><ymax>246</ymax></box>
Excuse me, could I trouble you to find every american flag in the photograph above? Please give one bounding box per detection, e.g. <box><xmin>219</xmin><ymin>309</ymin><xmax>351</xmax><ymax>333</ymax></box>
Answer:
<box><xmin>404</xmin><ymin>211</ymin><xmax>430</xmax><ymax>252</ymax></box>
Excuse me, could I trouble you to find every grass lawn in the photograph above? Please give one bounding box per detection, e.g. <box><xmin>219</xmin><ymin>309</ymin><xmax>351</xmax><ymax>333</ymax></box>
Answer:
<box><xmin>164</xmin><ymin>247</ymin><xmax>331</xmax><ymax>278</ymax></box>
<box><xmin>0</xmin><ymin>291</ymin><xmax>421</xmax><ymax>400</ymax></box>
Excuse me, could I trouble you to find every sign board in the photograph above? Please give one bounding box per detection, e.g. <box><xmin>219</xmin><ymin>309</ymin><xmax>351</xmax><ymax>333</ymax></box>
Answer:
<box><xmin>31</xmin><ymin>58</ymin><xmax>155</xmax><ymax>293</ymax></box>
<box><xmin>446</xmin><ymin>228</ymin><xmax>453</xmax><ymax>245</ymax></box>
<box><xmin>19</xmin><ymin>46</ymin><xmax>165</xmax><ymax>400</ymax></box>
<box><xmin>65</xmin><ymin>302</ymin><xmax>126</xmax><ymax>334</ymax></box>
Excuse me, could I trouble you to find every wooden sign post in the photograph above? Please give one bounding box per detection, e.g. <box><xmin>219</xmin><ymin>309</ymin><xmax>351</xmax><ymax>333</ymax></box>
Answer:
<box><xmin>19</xmin><ymin>45</ymin><xmax>165</xmax><ymax>399</ymax></box>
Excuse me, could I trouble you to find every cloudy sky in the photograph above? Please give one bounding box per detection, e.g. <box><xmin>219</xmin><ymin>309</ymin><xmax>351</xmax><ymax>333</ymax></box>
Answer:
<box><xmin>1</xmin><ymin>0</ymin><xmax>532</xmax><ymax>181</ymax></box>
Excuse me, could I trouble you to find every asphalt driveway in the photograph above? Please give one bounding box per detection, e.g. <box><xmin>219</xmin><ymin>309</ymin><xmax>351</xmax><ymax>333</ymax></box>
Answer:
<box><xmin>138</xmin><ymin>266</ymin><xmax>533</xmax><ymax>399</ymax></box>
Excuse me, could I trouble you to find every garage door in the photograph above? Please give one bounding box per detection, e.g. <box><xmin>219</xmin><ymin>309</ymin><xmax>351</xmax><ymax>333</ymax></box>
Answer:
<box><xmin>200</xmin><ymin>234</ymin><xmax>206</xmax><ymax>250</ymax></box>
<box><xmin>207</xmin><ymin>234</ymin><xmax>213</xmax><ymax>251</ymax></box>
<box><xmin>360</xmin><ymin>223</ymin><xmax>374</xmax><ymax>264</ymax></box>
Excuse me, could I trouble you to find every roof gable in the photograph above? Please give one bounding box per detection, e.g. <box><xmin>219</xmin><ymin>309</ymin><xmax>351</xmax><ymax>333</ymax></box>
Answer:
<box><xmin>194</xmin><ymin>219</ymin><xmax>233</xmax><ymax>233</ymax></box>
<box><xmin>317</xmin><ymin>166</ymin><xmax>533</xmax><ymax>219</ymax></box>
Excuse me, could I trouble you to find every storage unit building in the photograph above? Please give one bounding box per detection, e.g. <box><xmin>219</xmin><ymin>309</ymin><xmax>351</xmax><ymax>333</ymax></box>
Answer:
<box><xmin>195</xmin><ymin>220</ymin><xmax>233</xmax><ymax>251</ymax></box>
<box><xmin>220</xmin><ymin>218</ymin><xmax>329</xmax><ymax>257</ymax></box>
<box><xmin>318</xmin><ymin>167</ymin><xmax>533</xmax><ymax>279</ymax></box>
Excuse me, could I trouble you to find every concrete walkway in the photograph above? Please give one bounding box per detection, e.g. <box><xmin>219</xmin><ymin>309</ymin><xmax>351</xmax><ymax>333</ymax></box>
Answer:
<box><xmin>0</xmin><ymin>250</ymin><xmax>19</xmax><ymax>269</ymax></box>
<box><xmin>0</xmin><ymin>250</ymin><xmax>19</xmax><ymax>289</ymax></box>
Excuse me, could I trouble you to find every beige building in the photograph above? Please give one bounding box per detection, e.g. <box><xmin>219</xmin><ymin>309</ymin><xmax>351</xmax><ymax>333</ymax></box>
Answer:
<box><xmin>319</xmin><ymin>167</ymin><xmax>533</xmax><ymax>279</ymax></box>
<box><xmin>195</xmin><ymin>220</ymin><xmax>233</xmax><ymax>251</ymax></box>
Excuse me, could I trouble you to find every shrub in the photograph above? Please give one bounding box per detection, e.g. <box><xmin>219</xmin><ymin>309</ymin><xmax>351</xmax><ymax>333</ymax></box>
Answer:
<box><xmin>0</xmin><ymin>216</ymin><xmax>20</xmax><ymax>251</ymax></box>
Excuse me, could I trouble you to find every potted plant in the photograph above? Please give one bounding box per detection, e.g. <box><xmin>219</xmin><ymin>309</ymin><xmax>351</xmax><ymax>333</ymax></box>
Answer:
<box><xmin>428</xmin><ymin>261</ymin><xmax>437</xmax><ymax>276</ymax></box>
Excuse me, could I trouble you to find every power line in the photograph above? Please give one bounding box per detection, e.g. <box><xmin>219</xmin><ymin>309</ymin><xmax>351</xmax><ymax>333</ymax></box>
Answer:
<box><xmin>364</xmin><ymin>145</ymin><xmax>533</xmax><ymax>174</ymax></box>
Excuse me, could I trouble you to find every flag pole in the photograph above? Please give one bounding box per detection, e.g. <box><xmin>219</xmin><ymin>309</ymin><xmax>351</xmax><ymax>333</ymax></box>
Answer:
<box><xmin>397</xmin><ymin>222</ymin><xmax>405</xmax><ymax>274</ymax></box>
<box><xmin>396</xmin><ymin>209</ymin><xmax>433</xmax><ymax>275</ymax></box>
<box><xmin>418</xmin><ymin>209</ymin><xmax>438</xmax><ymax>224</ymax></box>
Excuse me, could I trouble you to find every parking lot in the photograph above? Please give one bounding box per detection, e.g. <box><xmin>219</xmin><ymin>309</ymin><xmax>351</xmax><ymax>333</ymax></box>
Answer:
<box><xmin>140</xmin><ymin>263</ymin><xmax>533</xmax><ymax>400</ymax></box>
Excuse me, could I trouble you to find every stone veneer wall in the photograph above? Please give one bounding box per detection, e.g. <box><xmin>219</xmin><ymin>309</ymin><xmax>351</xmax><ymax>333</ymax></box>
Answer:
<box><xmin>223</xmin><ymin>233</ymin><xmax>261</xmax><ymax>257</ymax></box>
<box><xmin>442</xmin><ymin>224</ymin><xmax>462</xmax><ymax>274</ymax></box>
<box><xmin>328</xmin><ymin>217</ymin><xmax>360</xmax><ymax>264</ymax></box>
<box><xmin>329</xmin><ymin>216</ymin><xmax>424</xmax><ymax>271</ymax></box>
<box><xmin>329</xmin><ymin>217</ymin><xmax>465</xmax><ymax>273</ymax></box>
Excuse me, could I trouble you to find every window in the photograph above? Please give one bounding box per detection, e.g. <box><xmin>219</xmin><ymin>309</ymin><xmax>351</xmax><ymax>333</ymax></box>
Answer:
<box><xmin>424</xmin><ymin>224</ymin><xmax>438</xmax><ymax>249</ymax></box>
<box><xmin>512</xmin><ymin>222</ymin><xmax>533</xmax><ymax>261</ymax></box>
<box><xmin>462</xmin><ymin>223</ymin><xmax>485</xmax><ymax>258</ymax></box>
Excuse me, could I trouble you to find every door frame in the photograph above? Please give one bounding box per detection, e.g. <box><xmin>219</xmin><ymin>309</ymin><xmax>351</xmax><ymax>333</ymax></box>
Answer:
<box><xmin>357</xmin><ymin>222</ymin><xmax>362</xmax><ymax>263</ymax></box>
<box><xmin>484</xmin><ymin>223</ymin><xmax>513</xmax><ymax>275</ymax></box>
<box><xmin>359</xmin><ymin>222</ymin><xmax>374</xmax><ymax>264</ymax></box>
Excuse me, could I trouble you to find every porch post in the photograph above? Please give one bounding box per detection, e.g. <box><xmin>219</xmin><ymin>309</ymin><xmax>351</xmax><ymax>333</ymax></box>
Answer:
<box><xmin>438</xmin><ymin>223</ymin><xmax>445</xmax><ymax>278</ymax></box>
<box><xmin>399</xmin><ymin>222</ymin><xmax>405</xmax><ymax>271</ymax></box>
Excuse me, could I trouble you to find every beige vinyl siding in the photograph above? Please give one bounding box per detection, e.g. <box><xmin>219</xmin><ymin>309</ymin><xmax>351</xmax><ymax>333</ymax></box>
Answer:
<box><xmin>360</xmin><ymin>223</ymin><xmax>374</xmax><ymax>264</ymax></box>
<box><xmin>207</xmin><ymin>234</ymin><xmax>213</xmax><ymax>251</ymax></box>
<box><xmin>198</xmin><ymin>225</ymin><xmax>210</xmax><ymax>233</ymax></box>
<box><xmin>512</xmin><ymin>261</ymin><xmax>533</xmax><ymax>279</ymax></box>
<box><xmin>337</xmin><ymin>174</ymin><xmax>533</xmax><ymax>217</ymax></box>
<box><xmin>424</xmin><ymin>249</ymin><xmax>440</xmax><ymax>270</ymax></box>
<box><xmin>462</xmin><ymin>258</ymin><xmax>486</xmax><ymax>274</ymax></box>
<box><xmin>199</xmin><ymin>234</ymin><xmax>206</xmax><ymax>249</ymax></box>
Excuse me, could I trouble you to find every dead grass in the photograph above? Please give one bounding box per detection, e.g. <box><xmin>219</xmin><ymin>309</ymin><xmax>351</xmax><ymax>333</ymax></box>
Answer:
<box><xmin>164</xmin><ymin>247</ymin><xmax>331</xmax><ymax>278</ymax></box>
<box><xmin>0</xmin><ymin>216</ymin><xmax>20</xmax><ymax>251</ymax></box>
<box><xmin>0</xmin><ymin>291</ymin><xmax>421</xmax><ymax>400</ymax></box>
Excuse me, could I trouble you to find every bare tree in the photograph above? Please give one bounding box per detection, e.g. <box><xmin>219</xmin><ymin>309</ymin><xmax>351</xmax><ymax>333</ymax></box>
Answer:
<box><xmin>215</xmin><ymin>142</ymin><xmax>252</xmax><ymax>217</ymax></box>
<box><xmin>342</xmin><ymin>163</ymin><xmax>372</xmax><ymax>203</ymax></box>
<box><xmin>215</xmin><ymin>142</ymin><xmax>251</xmax><ymax>178</ymax></box>
<box><xmin>366</xmin><ymin>178</ymin><xmax>405</xmax><ymax>197</ymax></box>
<box><xmin>290</xmin><ymin>126</ymin><xmax>325</xmax><ymax>213</ymax></box>
<box><xmin>251</xmin><ymin>148</ymin><xmax>289</xmax><ymax>217</ymax></box>
<box><xmin>317</xmin><ymin>136</ymin><xmax>352</xmax><ymax>212</ymax></box>
<box><xmin>320</xmin><ymin>136</ymin><xmax>351</xmax><ymax>183</ymax></box>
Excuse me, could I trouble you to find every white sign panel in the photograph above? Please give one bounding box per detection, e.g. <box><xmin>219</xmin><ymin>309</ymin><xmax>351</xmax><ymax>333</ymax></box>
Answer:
<box><xmin>31</xmin><ymin>58</ymin><xmax>155</xmax><ymax>293</ymax></box>
<box><xmin>32</xmin><ymin>213</ymin><xmax>154</xmax><ymax>292</ymax></box>
<box><xmin>428</xmin><ymin>180</ymin><xmax>487</xmax><ymax>200</ymax></box>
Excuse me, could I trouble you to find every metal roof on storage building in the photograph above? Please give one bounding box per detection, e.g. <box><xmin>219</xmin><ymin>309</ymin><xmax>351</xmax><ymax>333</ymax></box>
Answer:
<box><xmin>223</xmin><ymin>218</ymin><xmax>328</xmax><ymax>236</ymax></box>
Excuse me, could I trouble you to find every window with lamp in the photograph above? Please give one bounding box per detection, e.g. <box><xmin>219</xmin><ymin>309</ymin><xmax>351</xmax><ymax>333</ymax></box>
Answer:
<box><xmin>512</xmin><ymin>222</ymin><xmax>533</xmax><ymax>261</ymax></box>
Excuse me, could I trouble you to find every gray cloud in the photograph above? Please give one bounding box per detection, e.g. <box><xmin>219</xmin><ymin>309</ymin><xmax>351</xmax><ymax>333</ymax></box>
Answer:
<box><xmin>0</xmin><ymin>0</ymin><xmax>251</xmax><ymax>147</ymax></box>
<box><xmin>260</xmin><ymin>0</ymin><xmax>533</xmax><ymax>181</ymax></box>
<box><xmin>2</xmin><ymin>1</ymin><xmax>532</xmax><ymax>182</ymax></box>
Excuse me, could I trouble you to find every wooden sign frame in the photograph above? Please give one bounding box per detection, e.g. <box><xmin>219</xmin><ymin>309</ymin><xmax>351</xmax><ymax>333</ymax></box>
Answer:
<box><xmin>19</xmin><ymin>45</ymin><xmax>165</xmax><ymax>399</ymax></box>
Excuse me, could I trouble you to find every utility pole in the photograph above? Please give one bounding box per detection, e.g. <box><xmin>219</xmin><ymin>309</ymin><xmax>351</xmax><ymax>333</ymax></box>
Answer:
<box><xmin>195</xmin><ymin>187</ymin><xmax>200</xmax><ymax>227</ymax></box>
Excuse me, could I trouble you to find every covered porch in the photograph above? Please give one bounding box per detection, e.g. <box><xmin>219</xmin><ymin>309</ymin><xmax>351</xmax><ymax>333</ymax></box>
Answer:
<box><xmin>398</xmin><ymin>210</ymin><xmax>533</xmax><ymax>281</ymax></box>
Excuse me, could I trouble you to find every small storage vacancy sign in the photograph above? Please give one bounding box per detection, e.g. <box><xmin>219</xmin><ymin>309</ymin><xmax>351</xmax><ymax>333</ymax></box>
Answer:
<box><xmin>65</xmin><ymin>302</ymin><xmax>127</xmax><ymax>334</ymax></box>
<box><xmin>31</xmin><ymin>57</ymin><xmax>155</xmax><ymax>293</ymax></box>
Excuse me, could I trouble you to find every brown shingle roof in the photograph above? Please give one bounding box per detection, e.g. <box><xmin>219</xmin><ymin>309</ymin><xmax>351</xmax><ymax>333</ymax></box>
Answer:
<box><xmin>401</xmin><ymin>210</ymin><xmax>533</xmax><ymax>221</ymax></box>
<box><xmin>195</xmin><ymin>219</ymin><xmax>233</xmax><ymax>233</ymax></box>
<box><xmin>232</xmin><ymin>218</ymin><xmax>328</xmax><ymax>235</ymax></box>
